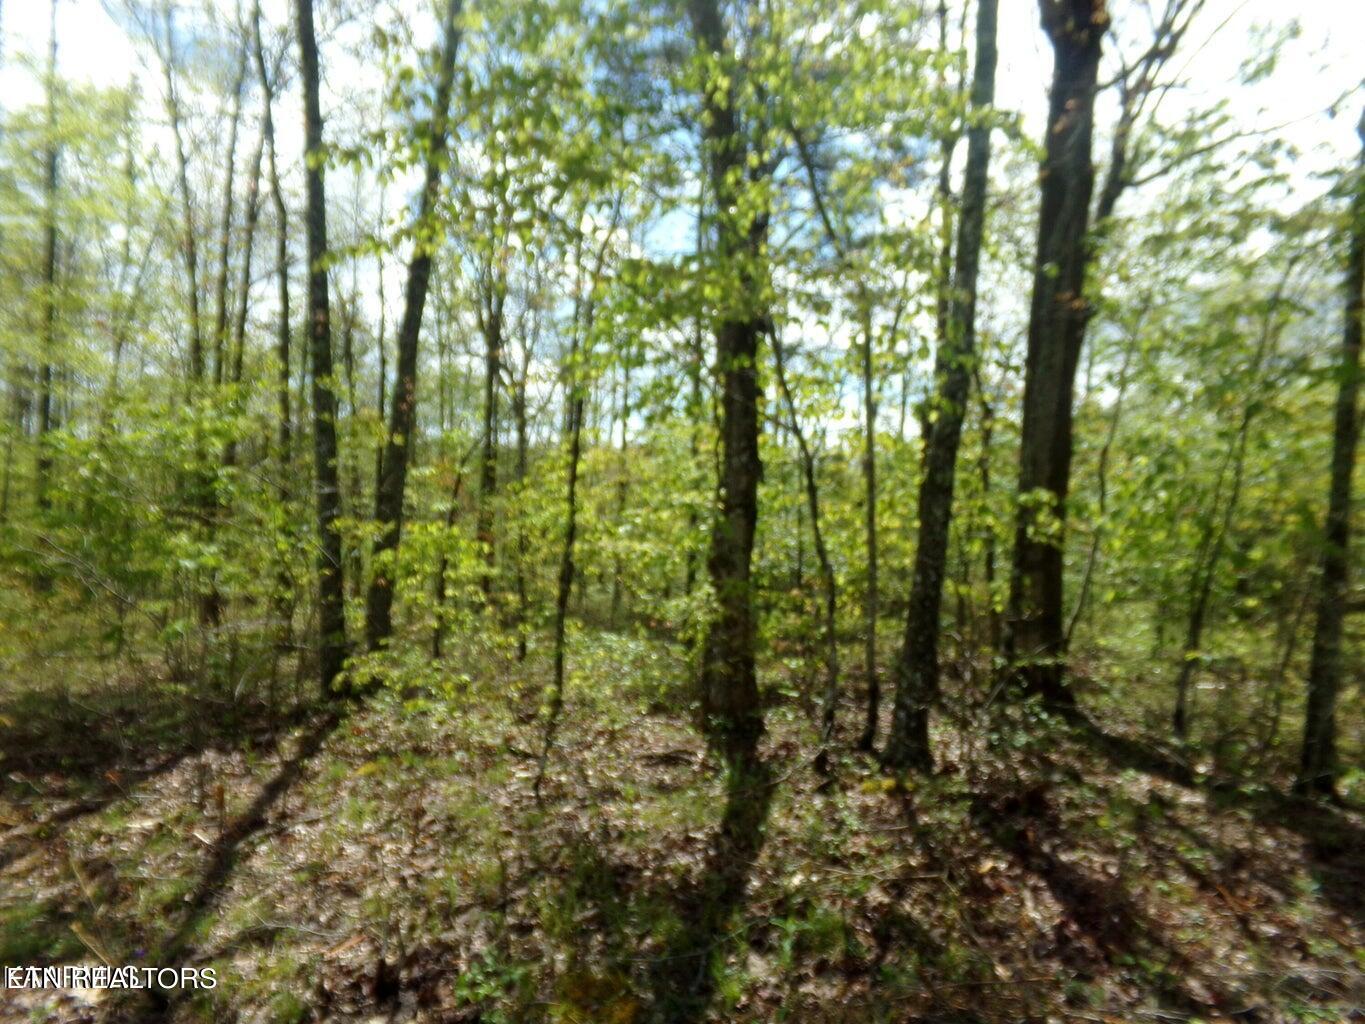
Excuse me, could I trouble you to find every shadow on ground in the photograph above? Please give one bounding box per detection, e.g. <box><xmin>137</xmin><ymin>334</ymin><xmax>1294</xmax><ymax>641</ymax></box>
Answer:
<box><xmin>0</xmin><ymin>675</ymin><xmax>312</xmax><ymax>870</ymax></box>
<box><xmin>95</xmin><ymin>709</ymin><xmax>345</xmax><ymax>1023</ymax></box>
<box><xmin>1069</xmin><ymin>712</ymin><xmax>1365</xmax><ymax>933</ymax></box>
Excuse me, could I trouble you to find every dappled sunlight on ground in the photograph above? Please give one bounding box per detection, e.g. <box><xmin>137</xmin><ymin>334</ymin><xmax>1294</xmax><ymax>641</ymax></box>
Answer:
<box><xmin>2</xmin><ymin>639</ymin><xmax>1361</xmax><ymax>1022</ymax></box>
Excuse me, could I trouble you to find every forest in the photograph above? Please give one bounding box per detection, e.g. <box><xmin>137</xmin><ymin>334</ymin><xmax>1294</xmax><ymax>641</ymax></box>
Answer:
<box><xmin>0</xmin><ymin>0</ymin><xmax>1362</xmax><ymax>1020</ymax></box>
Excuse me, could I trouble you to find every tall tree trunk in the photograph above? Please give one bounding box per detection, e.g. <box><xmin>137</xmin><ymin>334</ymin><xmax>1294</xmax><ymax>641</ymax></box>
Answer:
<box><xmin>374</xmin><ymin>221</ymin><xmax>388</xmax><ymax>494</ymax></box>
<box><xmin>162</xmin><ymin>7</ymin><xmax>204</xmax><ymax>386</ymax></box>
<box><xmin>365</xmin><ymin>0</ymin><xmax>462</xmax><ymax>652</ymax></box>
<box><xmin>1173</xmin><ymin>266</ymin><xmax>1293</xmax><ymax>739</ymax></box>
<box><xmin>610</xmin><ymin>359</ymin><xmax>631</xmax><ymax>628</ymax></box>
<box><xmin>212</xmin><ymin>39</ymin><xmax>248</xmax><ymax>389</ymax></box>
<box><xmin>690</xmin><ymin>0</ymin><xmax>768</xmax><ymax>764</ymax></box>
<box><xmin>254</xmin><ymin>0</ymin><xmax>295</xmax><ymax>647</ymax></box>
<box><xmin>685</xmin><ymin>175</ymin><xmax>707</xmax><ymax>599</ymax></box>
<box><xmin>253</xmin><ymin>0</ymin><xmax>290</xmax><ymax>474</ymax></box>
<box><xmin>1296</xmin><ymin>113</ymin><xmax>1364</xmax><ymax>797</ymax></box>
<box><xmin>882</xmin><ymin>0</ymin><xmax>998</xmax><ymax>772</ymax></box>
<box><xmin>295</xmin><ymin>0</ymin><xmax>347</xmax><ymax>693</ymax></box>
<box><xmin>476</xmin><ymin>277</ymin><xmax>504</xmax><ymax>605</ymax></box>
<box><xmin>1002</xmin><ymin>0</ymin><xmax>1107</xmax><ymax>705</ymax></box>
<box><xmin>1065</xmin><ymin>326</ymin><xmax>1137</xmax><ymax>647</ymax></box>
<box><xmin>161</xmin><ymin>3</ymin><xmax>221</xmax><ymax>625</ymax></box>
<box><xmin>976</xmin><ymin>373</ymin><xmax>1000</xmax><ymax>652</ymax></box>
<box><xmin>858</xmin><ymin>308</ymin><xmax>880</xmax><ymax>750</ymax></box>
<box><xmin>223</xmin><ymin>129</ymin><xmax>264</xmax><ymax>469</ymax></box>
<box><xmin>773</xmin><ymin>332</ymin><xmax>839</xmax><ymax>773</ymax></box>
<box><xmin>534</xmin><ymin>211</ymin><xmax>616</xmax><ymax>799</ymax></box>
<box><xmin>513</xmin><ymin>355</ymin><xmax>530</xmax><ymax>659</ymax></box>
<box><xmin>34</xmin><ymin>0</ymin><xmax>59</xmax><ymax>593</ymax></box>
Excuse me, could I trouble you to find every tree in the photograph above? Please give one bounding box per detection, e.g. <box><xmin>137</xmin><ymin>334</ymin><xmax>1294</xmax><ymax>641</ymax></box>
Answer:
<box><xmin>34</xmin><ymin>0</ymin><xmax>59</xmax><ymax>584</ymax></box>
<box><xmin>883</xmin><ymin>0</ymin><xmax>999</xmax><ymax>772</ymax></box>
<box><xmin>1171</xmin><ymin>263</ymin><xmax>1298</xmax><ymax>740</ymax></box>
<box><xmin>535</xmin><ymin>198</ymin><xmax>619</xmax><ymax>800</ymax></box>
<box><xmin>690</xmin><ymin>0</ymin><xmax>770</xmax><ymax>764</ymax></box>
<box><xmin>295</xmin><ymin>0</ymin><xmax>347</xmax><ymax>693</ymax></box>
<box><xmin>1297</xmin><ymin>111</ymin><xmax>1365</xmax><ymax>797</ymax></box>
<box><xmin>364</xmin><ymin>0</ymin><xmax>463</xmax><ymax>653</ymax></box>
<box><xmin>772</xmin><ymin>326</ymin><xmax>838</xmax><ymax>773</ymax></box>
<box><xmin>1002</xmin><ymin>0</ymin><xmax>1108</xmax><ymax>705</ymax></box>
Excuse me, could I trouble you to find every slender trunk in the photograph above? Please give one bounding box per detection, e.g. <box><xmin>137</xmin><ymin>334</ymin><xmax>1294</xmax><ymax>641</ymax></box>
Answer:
<box><xmin>161</xmin><ymin>5</ymin><xmax>221</xmax><ymax>624</ymax></box>
<box><xmin>0</xmin><ymin>391</ymin><xmax>17</xmax><ymax>524</ymax></box>
<box><xmin>1173</xmin><ymin>267</ymin><xmax>1293</xmax><ymax>739</ymax></box>
<box><xmin>1064</xmin><ymin>327</ymin><xmax>1137</xmax><ymax>646</ymax></box>
<box><xmin>432</xmin><ymin>440</ymin><xmax>477</xmax><ymax>659</ymax></box>
<box><xmin>254</xmin><ymin>1</ymin><xmax>295</xmax><ymax>646</ymax></box>
<box><xmin>34</xmin><ymin>0</ymin><xmax>59</xmax><ymax>593</ymax></box>
<box><xmin>535</xmin><ymin>346</ymin><xmax>584</xmax><ymax>802</ymax></box>
<box><xmin>253</xmin><ymin>1</ymin><xmax>290</xmax><ymax>473</ymax></box>
<box><xmin>477</xmin><ymin>286</ymin><xmax>503</xmax><ymax>605</ymax></box>
<box><xmin>1261</xmin><ymin>578</ymin><xmax>1312</xmax><ymax>757</ymax></box>
<box><xmin>882</xmin><ymin>0</ymin><xmax>998</xmax><ymax>771</ymax></box>
<box><xmin>339</xmin><ymin>286</ymin><xmax>365</xmax><ymax>601</ymax></box>
<box><xmin>513</xmin><ymin>355</ymin><xmax>530</xmax><ymax>659</ymax></box>
<box><xmin>691</xmin><ymin>0</ymin><xmax>768</xmax><ymax>763</ymax></box>
<box><xmin>1002</xmin><ymin>0</ymin><xmax>1107</xmax><ymax>705</ymax></box>
<box><xmin>786</xmin><ymin>126</ymin><xmax>879</xmax><ymax>750</ymax></box>
<box><xmin>858</xmin><ymin>308</ymin><xmax>880</xmax><ymax>750</ymax></box>
<box><xmin>223</xmin><ymin>128</ymin><xmax>264</xmax><ymax>468</ymax></box>
<box><xmin>375</xmin><ymin>250</ymin><xmax>387</xmax><ymax>492</ymax></box>
<box><xmin>610</xmin><ymin>360</ymin><xmax>631</xmax><ymax>628</ymax></box>
<box><xmin>685</xmin><ymin>178</ymin><xmax>706</xmax><ymax>597</ymax></box>
<box><xmin>773</xmin><ymin>332</ymin><xmax>838</xmax><ymax>772</ymax></box>
<box><xmin>212</xmin><ymin>41</ymin><xmax>248</xmax><ymax>389</ymax></box>
<box><xmin>101</xmin><ymin>93</ymin><xmax>153</xmax><ymax>432</ymax></box>
<box><xmin>535</xmin><ymin>210</ymin><xmax>617</xmax><ymax>798</ymax></box>
<box><xmin>365</xmin><ymin>0</ymin><xmax>462</xmax><ymax>652</ymax></box>
<box><xmin>930</xmin><ymin>0</ymin><xmax>960</xmax><ymax>414</ymax></box>
<box><xmin>162</xmin><ymin>8</ymin><xmax>204</xmax><ymax>385</ymax></box>
<box><xmin>977</xmin><ymin>379</ymin><xmax>1000</xmax><ymax>652</ymax></box>
<box><xmin>1296</xmin><ymin>113</ymin><xmax>1364</xmax><ymax>797</ymax></box>
<box><xmin>295</xmin><ymin>0</ymin><xmax>348</xmax><ymax>693</ymax></box>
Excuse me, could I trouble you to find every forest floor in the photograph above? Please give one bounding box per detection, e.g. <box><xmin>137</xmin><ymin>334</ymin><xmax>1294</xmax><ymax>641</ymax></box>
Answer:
<box><xmin>2</xmin><ymin>633</ymin><xmax>1363</xmax><ymax>1024</ymax></box>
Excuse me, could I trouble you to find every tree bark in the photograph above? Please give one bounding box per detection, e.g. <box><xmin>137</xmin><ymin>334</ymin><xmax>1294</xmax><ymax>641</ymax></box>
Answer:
<box><xmin>36</xmin><ymin>0</ymin><xmax>59</xmax><ymax>512</ymax></box>
<box><xmin>535</xmin><ymin>210</ymin><xmax>617</xmax><ymax>800</ymax></box>
<box><xmin>212</xmin><ymin>39</ymin><xmax>248</xmax><ymax>389</ymax></box>
<box><xmin>1172</xmin><ymin>265</ymin><xmax>1293</xmax><ymax>740</ymax></box>
<box><xmin>976</xmin><ymin>372</ymin><xmax>1001</xmax><ymax>652</ymax></box>
<box><xmin>253</xmin><ymin>1</ymin><xmax>295</xmax><ymax>646</ymax></box>
<box><xmin>1065</xmin><ymin>324</ymin><xmax>1137</xmax><ymax>647</ymax></box>
<box><xmin>610</xmin><ymin>359</ymin><xmax>631</xmax><ymax>628</ymax></box>
<box><xmin>1002</xmin><ymin>0</ymin><xmax>1107</xmax><ymax>705</ymax></box>
<box><xmin>476</xmin><ymin>273</ymin><xmax>505</xmax><ymax>605</ymax></box>
<box><xmin>223</xmin><ymin>126</ymin><xmax>264</xmax><ymax>469</ymax></box>
<box><xmin>858</xmin><ymin>308</ymin><xmax>880</xmax><ymax>750</ymax></box>
<box><xmin>253</xmin><ymin>1</ymin><xmax>291</xmax><ymax>474</ymax></box>
<box><xmin>162</xmin><ymin>6</ymin><xmax>204</xmax><ymax>386</ymax></box>
<box><xmin>882</xmin><ymin>0</ymin><xmax>998</xmax><ymax>771</ymax></box>
<box><xmin>34</xmin><ymin>0</ymin><xmax>59</xmax><ymax>593</ymax></box>
<box><xmin>1297</xmin><ymin>112</ymin><xmax>1365</xmax><ymax>797</ymax></box>
<box><xmin>365</xmin><ymin>0</ymin><xmax>461</xmax><ymax>652</ymax></box>
<box><xmin>513</xmin><ymin>343</ymin><xmax>532</xmax><ymax>658</ymax></box>
<box><xmin>690</xmin><ymin>0</ymin><xmax>768</xmax><ymax>764</ymax></box>
<box><xmin>772</xmin><ymin>331</ymin><xmax>839</xmax><ymax>772</ymax></box>
<box><xmin>295</xmin><ymin>0</ymin><xmax>348</xmax><ymax>693</ymax></box>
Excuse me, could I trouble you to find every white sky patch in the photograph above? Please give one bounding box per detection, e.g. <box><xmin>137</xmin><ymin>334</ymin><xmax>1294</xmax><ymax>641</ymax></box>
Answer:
<box><xmin>1</xmin><ymin>0</ymin><xmax>1360</xmax><ymax>439</ymax></box>
<box><xmin>5</xmin><ymin>1</ymin><xmax>1361</xmax><ymax>220</ymax></box>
